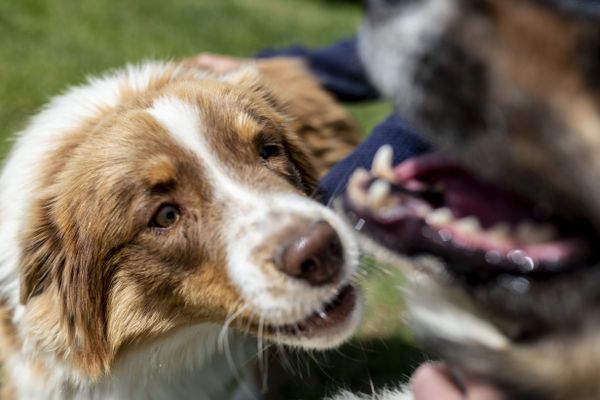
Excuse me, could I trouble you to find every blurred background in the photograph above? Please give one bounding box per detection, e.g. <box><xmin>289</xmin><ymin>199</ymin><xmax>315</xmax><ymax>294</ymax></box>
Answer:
<box><xmin>0</xmin><ymin>0</ymin><xmax>423</xmax><ymax>398</ymax></box>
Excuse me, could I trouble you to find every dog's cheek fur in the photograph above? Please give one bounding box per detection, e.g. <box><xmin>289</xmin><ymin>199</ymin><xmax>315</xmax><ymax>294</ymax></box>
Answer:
<box><xmin>106</xmin><ymin>258</ymin><xmax>240</xmax><ymax>357</ymax></box>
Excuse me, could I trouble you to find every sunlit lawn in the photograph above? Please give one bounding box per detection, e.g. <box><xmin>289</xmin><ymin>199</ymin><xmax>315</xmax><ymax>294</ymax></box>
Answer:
<box><xmin>0</xmin><ymin>0</ymin><xmax>420</xmax><ymax>397</ymax></box>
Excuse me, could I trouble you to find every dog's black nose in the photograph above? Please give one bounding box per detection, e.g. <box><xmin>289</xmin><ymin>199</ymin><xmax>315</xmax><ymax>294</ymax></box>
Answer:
<box><xmin>279</xmin><ymin>221</ymin><xmax>344</xmax><ymax>286</ymax></box>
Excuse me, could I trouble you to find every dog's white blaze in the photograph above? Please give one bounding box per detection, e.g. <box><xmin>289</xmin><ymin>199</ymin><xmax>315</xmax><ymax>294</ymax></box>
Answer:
<box><xmin>147</xmin><ymin>97</ymin><xmax>260</xmax><ymax>202</ymax></box>
<box><xmin>147</xmin><ymin>97</ymin><xmax>360</xmax><ymax>347</ymax></box>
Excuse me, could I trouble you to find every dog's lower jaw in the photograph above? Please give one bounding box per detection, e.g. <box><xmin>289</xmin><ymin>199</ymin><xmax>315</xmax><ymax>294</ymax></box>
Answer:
<box><xmin>5</xmin><ymin>323</ymin><xmax>258</xmax><ymax>400</ymax></box>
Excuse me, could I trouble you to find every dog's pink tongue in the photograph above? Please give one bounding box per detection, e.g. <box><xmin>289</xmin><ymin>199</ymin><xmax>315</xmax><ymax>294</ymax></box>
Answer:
<box><xmin>390</xmin><ymin>152</ymin><xmax>595</xmax><ymax>272</ymax></box>
<box><xmin>436</xmin><ymin>175</ymin><xmax>535</xmax><ymax>228</ymax></box>
<box><xmin>394</xmin><ymin>152</ymin><xmax>538</xmax><ymax>228</ymax></box>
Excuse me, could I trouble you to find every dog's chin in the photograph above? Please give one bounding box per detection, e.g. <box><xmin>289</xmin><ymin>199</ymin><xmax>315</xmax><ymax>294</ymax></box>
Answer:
<box><xmin>251</xmin><ymin>284</ymin><xmax>363</xmax><ymax>350</ymax></box>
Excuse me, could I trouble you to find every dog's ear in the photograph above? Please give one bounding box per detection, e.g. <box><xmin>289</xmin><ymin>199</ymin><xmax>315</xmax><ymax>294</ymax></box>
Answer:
<box><xmin>20</xmin><ymin>195</ymin><xmax>113</xmax><ymax>379</ymax></box>
<box><xmin>20</xmin><ymin>197</ymin><xmax>62</xmax><ymax>304</ymax></box>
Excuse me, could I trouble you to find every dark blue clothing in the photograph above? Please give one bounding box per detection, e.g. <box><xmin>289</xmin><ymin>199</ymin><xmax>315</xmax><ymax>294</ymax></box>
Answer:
<box><xmin>257</xmin><ymin>37</ymin><xmax>431</xmax><ymax>203</ymax></box>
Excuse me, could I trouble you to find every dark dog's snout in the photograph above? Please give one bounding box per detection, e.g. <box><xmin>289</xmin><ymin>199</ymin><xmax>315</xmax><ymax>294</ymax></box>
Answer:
<box><xmin>279</xmin><ymin>221</ymin><xmax>344</xmax><ymax>286</ymax></box>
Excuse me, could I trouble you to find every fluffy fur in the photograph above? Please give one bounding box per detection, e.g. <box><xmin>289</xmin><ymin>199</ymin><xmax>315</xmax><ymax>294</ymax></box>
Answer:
<box><xmin>339</xmin><ymin>0</ymin><xmax>600</xmax><ymax>399</ymax></box>
<box><xmin>0</xmin><ymin>58</ymin><xmax>363</xmax><ymax>399</ymax></box>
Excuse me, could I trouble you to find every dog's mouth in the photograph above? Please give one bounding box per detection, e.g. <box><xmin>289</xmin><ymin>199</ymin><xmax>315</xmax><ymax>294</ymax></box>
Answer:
<box><xmin>344</xmin><ymin>147</ymin><xmax>599</xmax><ymax>284</ymax></box>
<box><xmin>263</xmin><ymin>284</ymin><xmax>358</xmax><ymax>340</ymax></box>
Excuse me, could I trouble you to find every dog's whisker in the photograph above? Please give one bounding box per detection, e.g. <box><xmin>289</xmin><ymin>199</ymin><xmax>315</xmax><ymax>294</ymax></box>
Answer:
<box><xmin>257</xmin><ymin>314</ymin><xmax>269</xmax><ymax>391</ymax></box>
<box><xmin>221</xmin><ymin>327</ymin><xmax>259</xmax><ymax>400</ymax></box>
<box><xmin>275</xmin><ymin>338</ymin><xmax>297</xmax><ymax>377</ymax></box>
<box><xmin>218</xmin><ymin>302</ymin><xmax>246</xmax><ymax>352</ymax></box>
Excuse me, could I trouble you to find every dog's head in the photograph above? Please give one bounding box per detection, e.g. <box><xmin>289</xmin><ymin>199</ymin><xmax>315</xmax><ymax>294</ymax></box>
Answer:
<box><xmin>348</xmin><ymin>0</ymin><xmax>600</xmax><ymax>398</ymax></box>
<box><xmin>9</xmin><ymin>64</ymin><xmax>360</xmax><ymax>380</ymax></box>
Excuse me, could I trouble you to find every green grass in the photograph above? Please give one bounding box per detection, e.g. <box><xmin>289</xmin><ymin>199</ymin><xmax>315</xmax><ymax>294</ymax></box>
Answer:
<box><xmin>0</xmin><ymin>0</ymin><xmax>388</xmax><ymax>150</ymax></box>
<box><xmin>0</xmin><ymin>0</ymin><xmax>418</xmax><ymax>397</ymax></box>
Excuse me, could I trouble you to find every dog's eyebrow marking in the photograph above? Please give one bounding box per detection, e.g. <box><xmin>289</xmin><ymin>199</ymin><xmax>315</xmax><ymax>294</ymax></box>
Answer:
<box><xmin>235</xmin><ymin>112</ymin><xmax>257</xmax><ymax>131</ymax></box>
<box><xmin>144</xmin><ymin>153</ymin><xmax>177</xmax><ymax>187</ymax></box>
<box><xmin>146</xmin><ymin>97</ymin><xmax>260</xmax><ymax>202</ymax></box>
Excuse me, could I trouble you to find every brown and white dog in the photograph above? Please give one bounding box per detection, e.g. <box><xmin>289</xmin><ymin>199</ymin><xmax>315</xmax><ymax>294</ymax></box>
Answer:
<box><xmin>0</xmin><ymin>58</ymin><xmax>363</xmax><ymax>399</ymax></box>
<box><xmin>338</xmin><ymin>0</ymin><xmax>600</xmax><ymax>399</ymax></box>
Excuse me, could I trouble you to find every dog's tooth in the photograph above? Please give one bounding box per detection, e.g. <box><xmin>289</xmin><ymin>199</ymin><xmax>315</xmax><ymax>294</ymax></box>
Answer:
<box><xmin>516</xmin><ymin>221</ymin><xmax>558</xmax><ymax>244</ymax></box>
<box><xmin>318</xmin><ymin>310</ymin><xmax>328</xmax><ymax>319</ymax></box>
<box><xmin>349</xmin><ymin>167</ymin><xmax>370</xmax><ymax>187</ymax></box>
<box><xmin>488</xmin><ymin>223</ymin><xmax>511</xmax><ymax>239</ymax></box>
<box><xmin>347</xmin><ymin>184</ymin><xmax>366</xmax><ymax>207</ymax></box>
<box><xmin>454</xmin><ymin>216</ymin><xmax>481</xmax><ymax>235</ymax></box>
<box><xmin>347</xmin><ymin>168</ymin><xmax>370</xmax><ymax>206</ymax></box>
<box><xmin>371</xmin><ymin>145</ymin><xmax>395</xmax><ymax>181</ymax></box>
<box><xmin>537</xmin><ymin>224</ymin><xmax>559</xmax><ymax>241</ymax></box>
<box><xmin>367</xmin><ymin>180</ymin><xmax>391</xmax><ymax>208</ymax></box>
<box><xmin>425</xmin><ymin>207</ymin><xmax>453</xmax><ymax>226</ymax></box>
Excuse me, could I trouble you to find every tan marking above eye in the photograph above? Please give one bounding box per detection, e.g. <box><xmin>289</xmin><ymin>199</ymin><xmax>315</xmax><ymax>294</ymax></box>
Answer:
<box><xmin>144</xmin><ymin>154</ymin><xmax>177</xmax><ymax>187</ymax></box>
<box><xmin>150</xmin><ymin>204</ymin><xmax>181</xmax><ymax>228</ymax></box>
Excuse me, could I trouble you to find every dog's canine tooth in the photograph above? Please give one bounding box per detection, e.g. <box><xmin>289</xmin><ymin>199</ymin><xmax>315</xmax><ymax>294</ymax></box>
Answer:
<box><xmin>349</xmin><ymin>167</ymin><xmax>370</xmax><ymax>183</ymax></box>
<box><xmin>516</xmin><ymin>221</ymin><xmax>558</xmax><ymax>244</ymax></box>
<box><xmin>454</xmin><ymin>216</ymin><xmax>482</xmax><ymax>235</ymax></box>
<box><xmin>425</xmin><ymin>207</ymin><xmax>453</xmax><ymax>226</ymax></box>
<box><xmin>347</xmin><ymin>168</ymin><xmax>370</xmax><ymax>206</ymax></box>
<box><xmin>367</xmin><ymin>179</ymin><xmax>391</xmax><ymax>208</ymax></box>
<box><xmin>372</xmin><ymin>145</ymin><xmax>395</xmax><ymax>181</ymax></box>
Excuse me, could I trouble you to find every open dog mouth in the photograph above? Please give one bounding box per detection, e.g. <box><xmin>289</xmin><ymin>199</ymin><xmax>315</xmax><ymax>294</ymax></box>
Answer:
<box><xmin>344</xmin><ymin>146</ymin><xmax>598</xmax><ymax>283</ymax></box>
<box><xmin>265</xmin><ymin>285</ymin><xmax>357</xmax><ymax>338</ymax></box>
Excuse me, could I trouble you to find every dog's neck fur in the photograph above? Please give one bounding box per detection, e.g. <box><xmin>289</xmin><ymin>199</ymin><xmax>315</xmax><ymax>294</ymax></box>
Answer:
<box><xmin>0</xmin><ymin>309</ymin><xmax>257</xmax><ymax>399</ymax></box>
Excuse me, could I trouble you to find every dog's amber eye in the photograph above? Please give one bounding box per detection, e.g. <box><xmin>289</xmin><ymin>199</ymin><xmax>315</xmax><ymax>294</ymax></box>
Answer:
<box><xmin>259</xmin><ymin>144</ymin><xmax>282</xmax><ymax>160</ymax></box>
<box><xmin>151</xmin><ymin>204</ymin><xmax>180</xmax><ymax>228</ymax></box>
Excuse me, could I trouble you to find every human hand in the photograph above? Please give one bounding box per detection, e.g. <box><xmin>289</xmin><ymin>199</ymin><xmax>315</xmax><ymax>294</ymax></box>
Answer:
<box><xmin>194</xmin><ymin>53</ymin><xmax>247</xmax><ymax>73</ymax></box>
<box><xmin>411</xmin><ymin>363</ymin><xmax>505</xmax><ymax>400</ymax></box>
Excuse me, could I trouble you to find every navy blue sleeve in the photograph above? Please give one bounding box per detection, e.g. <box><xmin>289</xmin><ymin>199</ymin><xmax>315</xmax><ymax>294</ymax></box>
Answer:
<box><xmin>257</xmin><ymin>37</ymin><xmax>380</xmax><ymax>102</ymax></box>
<box><xmin>319</xmin><ymin>114</ymin><xmax>431</xmax><ymax>204</ymax></box>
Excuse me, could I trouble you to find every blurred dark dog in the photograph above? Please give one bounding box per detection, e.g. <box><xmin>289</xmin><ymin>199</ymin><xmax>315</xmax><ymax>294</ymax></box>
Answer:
<box><xmin>341</xmin><ymin>0</ymin><xmax>600</xmax><ymax>399</ymax></box>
